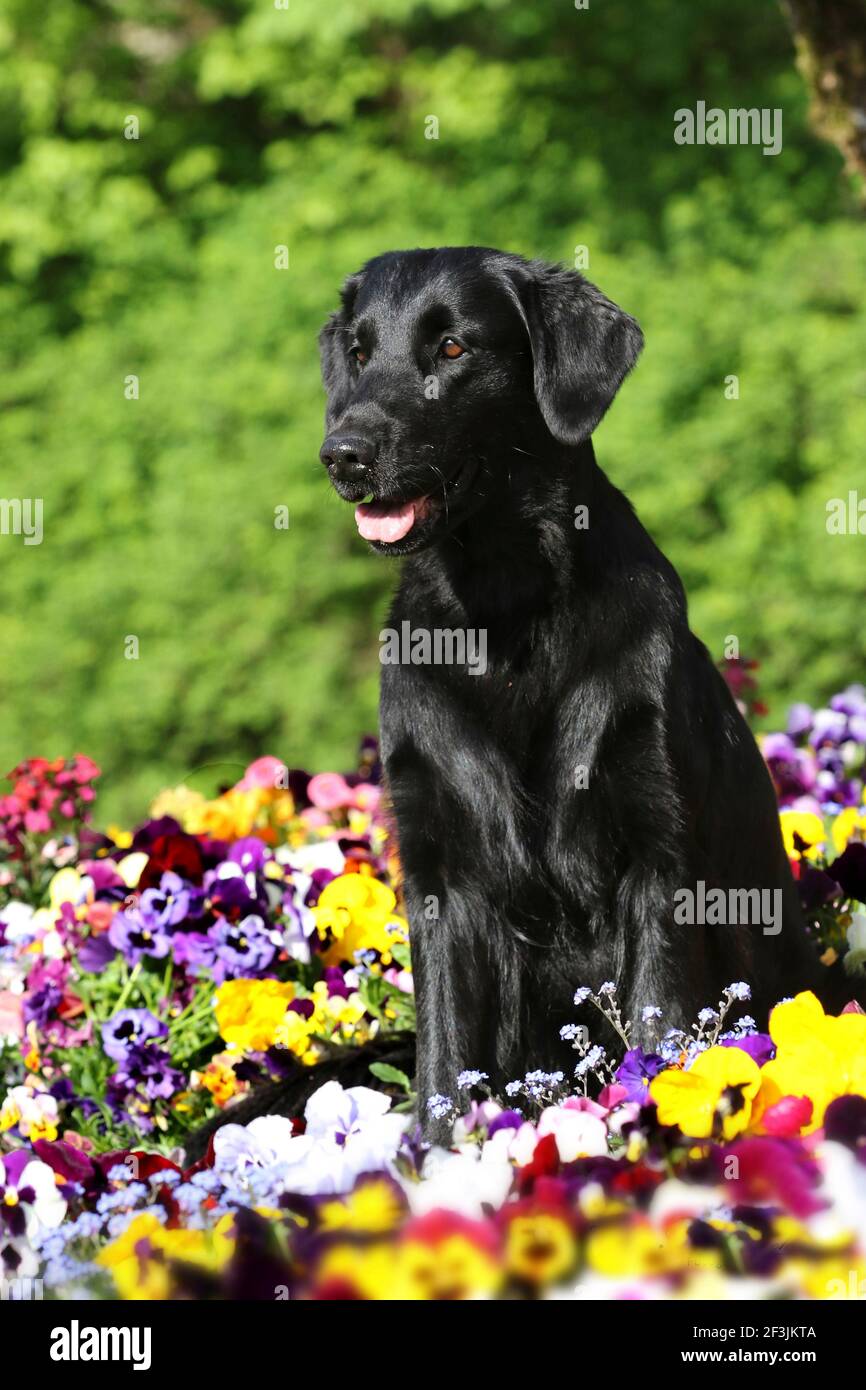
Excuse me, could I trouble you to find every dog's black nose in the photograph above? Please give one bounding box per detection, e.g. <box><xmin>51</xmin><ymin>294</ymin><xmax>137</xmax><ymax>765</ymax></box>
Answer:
<box><xmin>320</xmin><ymin>434</ymin><xmax>377</xmax><ymax>482</ymax></box>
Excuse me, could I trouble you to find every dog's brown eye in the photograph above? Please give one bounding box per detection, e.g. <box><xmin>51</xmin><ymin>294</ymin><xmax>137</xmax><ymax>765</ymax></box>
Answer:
<box><xmin>351</xmin><ymin>346</ymin><xmax>368</xmax><ymax>367</ymax></box>
<box><xmin>440</xmin><ymin>338</ymin><xmax>465</xmax><ymax>360</ymax></box>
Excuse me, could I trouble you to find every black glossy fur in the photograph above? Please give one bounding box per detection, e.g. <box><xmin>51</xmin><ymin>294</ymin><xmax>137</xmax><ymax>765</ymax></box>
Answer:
<box><xmin>318</xmin><ymin>246</ymin><xmax>822</xmax><ymax>1136</ymax></box>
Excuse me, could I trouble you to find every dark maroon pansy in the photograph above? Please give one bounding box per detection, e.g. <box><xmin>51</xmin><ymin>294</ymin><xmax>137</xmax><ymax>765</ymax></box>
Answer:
<box><xmin>137</xmin><ymin>829</ymin><xmax>206</xmax><ymax>888</ymax></box>
<box><xmin>824</xmin><ymin>1094</ymin><xmax>866</xmax><ymax>1160</ymax></box>
<box><xmin>829</xmin><ymin>842</ymin><xmax>866</xmax><ymax>903</ymax></box>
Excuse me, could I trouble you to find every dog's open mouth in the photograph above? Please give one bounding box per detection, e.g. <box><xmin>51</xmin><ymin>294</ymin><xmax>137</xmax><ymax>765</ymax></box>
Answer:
<box><xmin>354</xmin><ymin>496</ymin><xmax>434</xmax><ymax>543</ymax></box>
<box><xmin>352</xmin><ymin>462</ymin><xmax>473</xmax><ymax>545</ymax></box>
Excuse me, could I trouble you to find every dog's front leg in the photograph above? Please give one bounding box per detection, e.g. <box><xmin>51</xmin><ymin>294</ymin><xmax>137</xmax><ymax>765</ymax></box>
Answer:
<box><xmin>550</xmin><ymin>685</ymin><xmax>700</xmax><ymax>1043</ymax></box>
<box><xmin>386</xmin><ymin>743</ymin><xmax>515</xmax><ymax>1141</ymax></box>
<box><xmin>381</xmin><ymin>689</ymin><xmax>533</xmax><ymax>1139</ymax></box>
<box><xmin>408</xmin><ymin>887</ymin><xmax>499</xmax><ymax>1143</ymax></box>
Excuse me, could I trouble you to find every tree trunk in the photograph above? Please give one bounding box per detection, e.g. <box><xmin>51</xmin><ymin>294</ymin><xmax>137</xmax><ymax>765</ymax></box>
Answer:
<box><xmin>780</xmin><ymin>0</ymin><xmax>866</xmax><ymax>182</ymax></box>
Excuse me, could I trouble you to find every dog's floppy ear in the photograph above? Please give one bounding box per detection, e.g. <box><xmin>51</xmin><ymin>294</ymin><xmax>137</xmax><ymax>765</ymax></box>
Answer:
<box><xmin>318</xmin><ymin>272</ymin><xmax>363</xmax><ymax>425</ymax></box>
<box><xmin>499</xmin><ymin>259</ymin><xmax>643</xmax><ymax>445</ymax></box>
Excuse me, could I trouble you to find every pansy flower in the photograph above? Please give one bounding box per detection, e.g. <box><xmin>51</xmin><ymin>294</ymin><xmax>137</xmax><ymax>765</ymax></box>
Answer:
<box><xmin>502</xmin><ymin>1203</ymin><xmax>577</xmax><ymax>1287</ymax></box>
<box><xmin>101</xmin><ymin>1008</ymin><xmax>168</xmax><ymax>1062</ymax></box>
<box><xmin>398</xmin><ymin>1211</ymin><xmax>502</xmax><ymax>1301</ymax></box>
<box><xmin>208</xmin><ymin>913</ymin><xmax>277</xmax><ymax>983</ymax></box>
<box><xmin>649</xmin><ymin>1045</ymin><xmax>762</xmax><ymax>1140</ymax></box>
<box><xmin>778</xmin><ymin>810</ymin><xmax>825</xmax><ymax>863</ymax></box>
<box><xmin>616</xmin><ymin>1046</ymin><xmax>665</xmax><ymax>1104</ymax></box>
<box><xmin>313</xmin><ymin>872</ymin><xmax>407</xmax><ymax>967</ymax></box>
<box><xmin>0</xmin><ymin>1083</ymin><xmax>60</xmax><ymax>1142</ymax></box>
<box><xmin>214</xmin><ymin>977</ymin><xmax>297</xmax><ymax>1052</ymax></box>
<box><xmin>0</xmin><ymin>1149</ymin><xmax>66</xmax><ymax>1245</ymax></box>
<box><xmin>758</xmin><ymin>991</ymin><xmax>866</xmax><ymax>1130</ymax></box>
<box><xmin>108</xmin><ymin>906</ymin><xmax>171</xmax><ymax>962</ymax></box>
<box><xmin>139</xmin><ymin>871</ymin><xmax>193</xmax><ymax>929</ymax></box>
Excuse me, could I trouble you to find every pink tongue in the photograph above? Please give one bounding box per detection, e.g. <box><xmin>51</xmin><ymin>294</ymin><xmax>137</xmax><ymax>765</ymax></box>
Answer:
<box><xmin>355</xmin><ymin>499</ymin><xmax>417</xmax><ymax>543</ymax></box>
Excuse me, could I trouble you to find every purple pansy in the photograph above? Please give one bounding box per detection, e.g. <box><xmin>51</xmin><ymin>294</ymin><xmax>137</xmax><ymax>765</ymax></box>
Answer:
<box><xmin>227</xmin><ymin>837</ymin><xmax>269</xmax><ymax>875</ymax></box>
<box><xmin>101</xmin><ymin>1008</ymin><xmax>168</xmax><ymax>1062</ymax></box>
<box><xmin>139</xmin><ymin>871</ymin><xmax>192</xmax><ymax>929</ymax></box>
<box><xmin>107</xmin><ymin>1042</ymin><xmax>184</xmax><ymax>1131</ymax></box>
<box><xmin>77</xmin><ymin>929</ymin><xmax>118</xmax><ymax>972</ymax></box>
<box><xmin>204</xmin><ymin>865</ymin><xmax>267</xmax><ymax>918</ymax></box>
<box><xmin>615</xmin><ymin>1047</ymin><xmax>665</xmax><ymax>1104</ymax></box>
<box><xmin>208</xmin><ymin>913</ymin><xmax>276</xmax><ymax>983</ymax></box>
<box><xmin>108</xmin><ymin>907</ymin><xmax>171</xmax><ymax>962</ymax></box>
<box><xmin>23</xmin><ymin>982</ymin><xmax>63</xmax><ymax>1028</ymax></box>
<box><xmin>786</xmin><ymin>702</ymin><xmax>813</xmax><ymax>738</ymax></box>
<box><xmin>720</xmin><ymin>1032</ymin><xmax>775</xmax><ymax>1066</ymax></box>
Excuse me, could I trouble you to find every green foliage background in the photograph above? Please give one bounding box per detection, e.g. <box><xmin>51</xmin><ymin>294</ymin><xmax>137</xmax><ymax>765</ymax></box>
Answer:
<box><xmin>1</xmin><ymin>0</ymin><xmax>864</xmax><ymax>820</ymax></box>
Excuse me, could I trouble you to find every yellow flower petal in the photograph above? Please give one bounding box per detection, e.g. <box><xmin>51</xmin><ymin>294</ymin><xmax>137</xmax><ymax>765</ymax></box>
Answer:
<box><xmin>48</xmin><ymin>868</ymin><xmax>82</xmax><ymax>909</ymax></box>
<box><xmin>117</xmin><ymin>852</ymin><xmax>149</xmax><ymax>889</ymax></box>
<box><xmin>779</xmin><ymin>810</ymin><xmax>826</xmax><ymax>861</ymax></box>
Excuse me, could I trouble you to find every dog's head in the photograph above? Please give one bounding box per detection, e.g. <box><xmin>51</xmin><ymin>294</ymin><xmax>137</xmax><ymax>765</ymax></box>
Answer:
<box><xmin>319</xmin><ymin>247</ymin><xmax>643</xmax><ymax>554</ymax></box>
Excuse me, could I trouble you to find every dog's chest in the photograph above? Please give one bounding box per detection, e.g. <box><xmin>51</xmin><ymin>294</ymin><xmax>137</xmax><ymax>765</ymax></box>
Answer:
<box><xmin>454</xmin><ymin>636</ymin><xmax>564</xmax><ymax>761</ymax></box>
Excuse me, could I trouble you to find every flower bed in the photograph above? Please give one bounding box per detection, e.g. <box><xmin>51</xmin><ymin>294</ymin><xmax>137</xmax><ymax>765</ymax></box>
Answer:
<box><xmin>1</xmin><ymin>681</ymin><xmax>866</xmax><ymax>1300</ymax></box>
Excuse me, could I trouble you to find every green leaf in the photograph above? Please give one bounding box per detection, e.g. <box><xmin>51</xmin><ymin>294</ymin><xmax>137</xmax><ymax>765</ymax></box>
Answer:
<box><xmin>368</xmin><ymin>1062</ymin><xmax>412</xmax><ymax>1093</ymax></box>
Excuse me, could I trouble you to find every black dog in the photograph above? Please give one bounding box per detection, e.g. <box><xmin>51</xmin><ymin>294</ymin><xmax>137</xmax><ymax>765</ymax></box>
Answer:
<box><xmin>318</xmin><ymin>246</ymin><xmax>822</xmax><ymax>1132</ymax></box>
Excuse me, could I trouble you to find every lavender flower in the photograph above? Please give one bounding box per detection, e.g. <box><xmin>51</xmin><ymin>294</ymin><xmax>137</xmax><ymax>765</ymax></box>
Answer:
<box><xmin>426</xmin><ymin>1094</ymin><xmax>454</xmax><ymax>1120</ymax></box>
<box><xmin>456</xmin><ymin>1070</ymin><xmax>488</xmax><ymax>1090</ymax></box>
<box><xmin>726</xmin><ymin>982</ymin><xmax>751</xmax><ymax>1002</ymax></box>
<box><xmin>574</xmin><ymin>1046</ymin><xmax>605</xmax><ymax>1078</ymax></box>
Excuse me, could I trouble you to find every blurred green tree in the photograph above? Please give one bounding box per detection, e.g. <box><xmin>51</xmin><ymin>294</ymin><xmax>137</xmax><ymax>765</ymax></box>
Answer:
<box><xmin>0</xmin><ymin>0</ymin><xmax>863</xmax><ymax>819</ymax></box>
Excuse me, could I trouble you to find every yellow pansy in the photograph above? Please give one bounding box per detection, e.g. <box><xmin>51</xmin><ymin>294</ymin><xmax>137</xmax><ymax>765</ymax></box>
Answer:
<box><xmin>586</xmin><ymin>1218</ymin><xmax>684</xmax><ymax>1278</ymax></box>
<box><xmin>214</xmin><ymin>977</ymin><xmax>296</xmax><ymax>1052</ymax></box>
<box><xmin>505</xmin><ymin>1212</ymin><xmax>576</xmax><ymax>1286</ymax></box>
<box><xmin>317</xmin><ymin>1179</ymin><xmax>405</xmax><ymax>1235</ymax></box>
<box><xmin>649</xmin><ymin>1045</ymin><xmax>762</xmax><ymax>1139</ymax></box>
<box><xmin>758</xmin><ymin>990</ymin><xmax>866</xmax><ymax>1130</ymax></box>
<box><xmin>98</xmin><ymin>1212</ymin><xmax>235</xmax><ymax>1300</ymax></box>
<box><xmin>187</xmin><ymin>789</ymin><xmax>263</xmax><ymax>842</ymax></box>
<box><xmin>399</xmin><ymin>1233</ymin><xmax>503</xmax><ymax>1301</ymax></box>
<box><xmin>312</xmin><ymin>1241</ymin><xmax>403</xmax><ymax>1299</ymax></box>
<box><xmin>610</xmin><ymin>1216</ymin><xmax>721</xmax><ymax>1280</ymax></box>
<box><xmin>117</xmin><ymin>853</ymin><xmax>149</xmax><ymax>890</ymax></box>
<box><xmin>272</xmin><ymin>1005</ymin><xmax>319</xmax><ymax>1061</ymax></box>
<box><xmin>312</xmin><ymin>980</ymin><xmax>367</xmax><ymax>1032</ymax></box>
<box><xmin>313</xmin><ymin>872</ymin><xmax>407</xmax><ymax>967</ymax></box>
<box><xmin>48</xmin><ymin>868</ymin><xmax>83</xmax><ymax>909</ymax></box>
<box><xmin>778</xmin><ymin>809</ymin><xmax>825</xmax><ymax>862</ymax></box>
<box><xmin>148</xmin><ymin>785</ymin><xmax>208</xmax><ymax>830</ymax></box>
<box><xmin>831</xmin><ymin>806</ymin><xmax>866</xmax><ymax>855</ymax></box>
